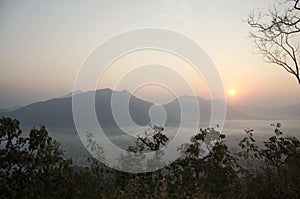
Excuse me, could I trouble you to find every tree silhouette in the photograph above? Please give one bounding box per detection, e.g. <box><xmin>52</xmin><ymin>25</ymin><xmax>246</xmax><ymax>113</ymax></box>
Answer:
<box><xmin>1</xmin><ymin>117</ymin><xmax>299</xmax><ymax>198</ymax></box>
<box><xmin>248</xmin><ymin>0</ymin><xmax>300</xmax><ymax>84</ymax></box>
<box><xmin>0</xmin><ymin>117</ymin><xmax>76</xmax><ymax>198</ymax></box>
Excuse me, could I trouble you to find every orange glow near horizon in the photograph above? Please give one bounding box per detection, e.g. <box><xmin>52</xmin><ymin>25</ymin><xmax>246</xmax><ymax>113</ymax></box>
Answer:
<box><xmin>228</xmin><ymin>89</ymin><xmax>236</xmax><ymax>96</ymax></box>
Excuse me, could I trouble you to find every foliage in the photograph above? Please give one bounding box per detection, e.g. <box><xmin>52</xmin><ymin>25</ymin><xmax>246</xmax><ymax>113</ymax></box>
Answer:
<box><xmin>1</xmin><ymin>117</ymin><xmax>299</xmax><ymax>198</ymax></box>
<box><xmin>239</xmin><ymin>123</ymin><xmax>300</xmax><ymax>198</ymax></box>
<box><xmin>167</xmin><ymin>128</ymin><xmax>241</xmax><ymax>198</ymax></box>
<box><xmin>0</xmin><ymin>117</ymin><xmax>77</xmax><ymax>198</ymax></box>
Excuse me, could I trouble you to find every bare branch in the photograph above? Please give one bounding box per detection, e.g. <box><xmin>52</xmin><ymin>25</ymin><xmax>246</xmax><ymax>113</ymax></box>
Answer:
<box><xmin>248</xmin><ymin>0</ymin><xmax>300</xmax><ymax>84</ymax></box>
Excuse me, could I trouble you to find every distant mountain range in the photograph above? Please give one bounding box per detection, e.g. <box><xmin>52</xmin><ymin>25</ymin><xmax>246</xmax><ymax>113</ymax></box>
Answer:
<box><xmin>1</xmin><ymin>89</ymin><xmax>256</xmax><ymax>129</ymax></box>
<box><xmin>0</xmin><ymin>106</ymin><xmax>23</xmax><ymax>114</ymax></box>
<box><xmin>59</xmin><ymin>90</ymin><xmax>83</xmax><ymax>99</ymax></box>
<box><xmin>0</xmin><ymin>109</ymin><xmax>7</xmax><ymax>114</ymax></box>
<box><xmin>3</xmin><ymin>89</ymin><xmax>296</xmax><ymax>162</ymax></box>
<box><xmin>235</xmin><ymin>103</ymin><xmax>300</xmax><ymax>120</ymax></box>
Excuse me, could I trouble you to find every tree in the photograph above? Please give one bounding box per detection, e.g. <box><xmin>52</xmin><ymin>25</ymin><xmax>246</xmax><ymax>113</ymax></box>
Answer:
<box><xmin>116</xmin><ymin>125</ymin><xmax>169</xmax><ymax>198</ymax></box>
<box><xmin>118</xmin><ymin>125</ymin><xmax>168</xmax><ymax>172</ymax></box>
<box><xmin>0</xmin><ymin>117</ymin><xmax>77</xmax><ymax>198</ymax></box>
<box><xmin>169</xmin><ymin>128</ymin><xmax>241</xmax><ymax>198</ymax></box>
<box><xmin>237</xmin><ymin>128</ymin><xmax>261</xmax><ymax>173</ymax></box>
<box><xmin>239</xmin><ymin>123</ymin><xmax>300</xmax><ymax>198</ymax></box>
<box><xmin>248</xmin><ymin>0</ymin><xmax>300</xmax><ymax>84</ymax></box>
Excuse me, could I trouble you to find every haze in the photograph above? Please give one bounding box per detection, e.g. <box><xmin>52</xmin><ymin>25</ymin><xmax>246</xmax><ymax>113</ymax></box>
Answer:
<box><xmin>1</xmin><ymin>0</ymin><xmax>300</xmax><ymax>109</ymax></box>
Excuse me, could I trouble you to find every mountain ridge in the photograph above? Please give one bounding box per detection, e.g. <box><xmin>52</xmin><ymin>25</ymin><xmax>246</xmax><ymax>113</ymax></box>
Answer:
<box><xmin>234</xmin><ymin>103</ymin><xmax>300</xmax><ymax>120</ymax></box>
<box><xmin>2</xmin><ymin>88</ymin><xmax>256</xmax><ymax>129</ymax></box>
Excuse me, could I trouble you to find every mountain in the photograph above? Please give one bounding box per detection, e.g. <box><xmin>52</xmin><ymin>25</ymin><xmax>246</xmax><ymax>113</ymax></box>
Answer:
<box><xmin>3</xmin><ymin>89</ymin><xmax>154</xmax><ymax>159</ymax></box>
<box><xmin>5</xmin><ymin>89</ymin><xmax>153</xmax><ymax>129</ymax></box>
<box><xmin>164</xmin><ymin>96</ymin><xmax>256</xmax><ymax>125</ymax></box>
<box><xmin>59</xmin><ymin>90</ymin><xmax>83</xmax><ymax>99</ymax></box>
<box><xmin>0</xmin><ymin>106</ymin><xmax>23</xmax><ymax>115</ymax></box>
<box><xmin>0</xmin><ymin>109</ymin><xmax>8</xmax><ymax>114</ymax></box>
<box><xmin>235</xmin><ymin>103</ymin><xmax>300</xmax><ymax>120</ymax></box>
<box><xmin>4</xmin><ymin>89</ymin><xmax>257</xmax><ymax>129</ymax></box>
<box><xmin>3</xmin><ymin>89</ymin><xmax>256</xmax><ymax>129</ymax></box>
<box><xmin>2</xmin><ymin>89</ymin><xmax>256</xmax><ymax>162</ymax></box>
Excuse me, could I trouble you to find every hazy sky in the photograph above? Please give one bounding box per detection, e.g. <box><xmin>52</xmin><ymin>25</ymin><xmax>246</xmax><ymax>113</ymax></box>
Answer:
<box><xmin>1</xmin><ymin>0</ymin><xmax>300</xmax><ymax>108</ymax></box>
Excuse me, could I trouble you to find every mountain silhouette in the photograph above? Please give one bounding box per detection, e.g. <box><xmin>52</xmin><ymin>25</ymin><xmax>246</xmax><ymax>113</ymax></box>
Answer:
<box><xmin>0</xmin><ymin>109</ymin><xmax>8</xmax><ymax>114</ymax></box>
<box><xmin>4</xmin><ymin>89</ymin><xmax>153</xmax><ymax>129</ymax></box>
<box><xmin>164</xmin><ymin>95</ymin><xmax>256</xmax><ymax>126</ymax></box>
<box><xmin>235</xmin><ymin>103</ymin><xmax>300</xmax><ymax>120</ymax></box>
<box><xmin>1</xmin><ymin>89</ymin><xmax>257</xmax><ymax>161</ymax></box>
<box><xmin>3</xmin><ymin>88</ymin><xmax>255</xmax><ymax>129</ymax></box>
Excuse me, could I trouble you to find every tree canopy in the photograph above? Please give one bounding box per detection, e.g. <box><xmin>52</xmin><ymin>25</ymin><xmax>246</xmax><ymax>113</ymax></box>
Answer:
<box><xmin>1</xmin><ymin>117</ymin><xmax>299</xmax><ymax>198</ymax></box>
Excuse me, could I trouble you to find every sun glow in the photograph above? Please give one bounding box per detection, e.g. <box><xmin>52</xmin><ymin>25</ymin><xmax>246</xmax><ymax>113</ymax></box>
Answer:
<box><xmin>228</xmin><ymin>89</ymin><xmax>236</xmax><ymax>96</ymax></box>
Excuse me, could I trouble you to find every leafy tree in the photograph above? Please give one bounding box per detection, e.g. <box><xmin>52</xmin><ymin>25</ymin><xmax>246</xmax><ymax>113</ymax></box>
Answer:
<box><xmin>3</xmin><ymin>117</ymin><xmax>299</xmax><ymax>198</ymax></box>
<box><xmin>168</xmin><ymin>128</ymin><xmax>241</xmax><ymax>198</ymax></box>
<box><xmin>0</xmin><ymin>117</ymin><xmax>77</xmax><ymax>198</ymax></box>
<box><xmin>238</xmin><ymin>123</ymin><xmax>300</xmax><ymax>198</ymax></box>
<box><xmin>237</xmin><ymin>128</ymin><xmax>261</xmax><ymax>172</ymax></box>
<box><xmin>116</xmin><ymin>125</ymin><xmax>169</xmax><ymax>198</ymax></box>
<box><xmin>81</xmin><ymin>125</ymin><xmax>169</xmax><ymax>198</ymax></box>
<box><xmin>75</xmin><ymin>124</ymin><xmax>300</xmax><ymax>198</ymax></box>
<box><xmin>78</xmin><ymin>131</ymin><xmax>117</xmax><ymax>198</ymax></box>
<box><xmin>261</xmin><ymin>123</ymin><xmax>300</xmax><ymax>169</ymax></box>
<box><xmin>116</xmin><ymin>125</ymin><xmax>168</xmax><ymax>173</ymax></box>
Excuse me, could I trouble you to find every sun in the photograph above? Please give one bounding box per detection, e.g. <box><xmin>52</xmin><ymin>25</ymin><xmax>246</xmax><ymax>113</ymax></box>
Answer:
<box><xmin>228</xmin><ymin>89</ymin><xmax>236</xmax><ymax>96</ymax></box>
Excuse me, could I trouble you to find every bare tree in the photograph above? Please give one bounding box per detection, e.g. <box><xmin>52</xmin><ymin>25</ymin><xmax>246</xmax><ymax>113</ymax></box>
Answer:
<box><xmin>248</xmin><ymin>0</ymin><xmax>300</xmax><ymax>84</ymax></box>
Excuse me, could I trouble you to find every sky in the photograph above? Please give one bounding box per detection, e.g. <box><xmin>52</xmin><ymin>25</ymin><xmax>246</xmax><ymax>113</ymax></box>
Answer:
<box><xmin>1</xmin><ymin>0</ymin><xmax>300</xmax><ymax>109</ymax></box>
